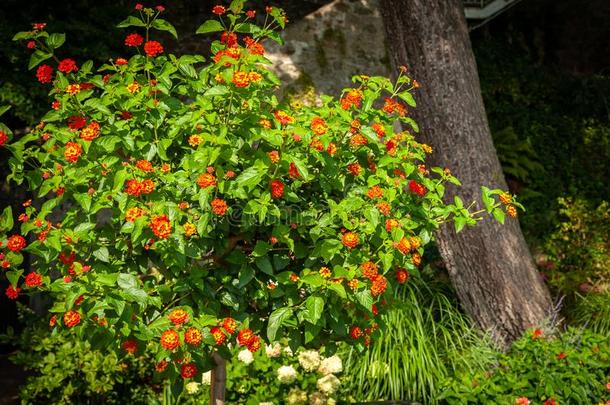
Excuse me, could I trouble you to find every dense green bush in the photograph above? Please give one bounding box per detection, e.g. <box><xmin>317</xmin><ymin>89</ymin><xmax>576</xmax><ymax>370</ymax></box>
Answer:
<box><xmin>438</xmin><ymin>327</ymin><xmax>610</xmax><ymax>404</ymax></box>
<box><xmin>2</xmin><ymin>303</ymin><xmax>159</xmax><ymax>404</ymax></box>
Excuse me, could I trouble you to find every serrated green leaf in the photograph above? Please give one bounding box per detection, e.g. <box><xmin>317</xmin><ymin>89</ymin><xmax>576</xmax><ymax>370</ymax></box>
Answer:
<box><xmin>152</xmin><ymin>19</ymin><xmax>178</xmax><ymax>39</ymax></box>
<box><xmin>196</xmin><ymin>20</ymin><xmax>224</xmax><ymax>34</ymax></box>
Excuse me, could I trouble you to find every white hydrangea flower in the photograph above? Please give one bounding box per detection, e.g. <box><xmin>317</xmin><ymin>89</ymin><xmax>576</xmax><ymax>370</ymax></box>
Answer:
<box><xmin>316</xmin><ymin>374</ymin><xmax>341</xmax><ymax>395</ymax></box>
<box><xmin>259</xmin><ymin>402</ymin><xmax>274</xmax><ymax>405</ymax></box>
<box><xmin>285</xmin><ymin>387</ymin><xmax>308</xmax><ymax>405</ymax></box>
<box><xmin>298</xmin><ymin>350</ymin><xmax>321</xmax><ymax>372</ymax></box>
<box><xmin>277</xmin><ymin>365</ymin><xmax>298</xmax><ymax>384</ymax></box>
<box><xmin>238</xmin><ymin>348</ymin><xmax>254</xmax><ymax>365</ymax></box>
<box><xmin>201</xmin><ymin>371</ymin><xmax>212</xmax><ymax>386</ymax></box>
<box><xmin>185</xmin><ymin>382</ymin><xmax>200</xmax><ymax>394</ymax></box>
<box><xmin>317</xmin><ymin>355</ymin><xmax>343</xmax><ymax>375</ymax></box>
<box><xmin>326</xmin><ymin>399</ymin><xmax>336</xmax><ymax>405</ymax></box>
<box><xmin>283</xmin><ymin>346</ymin><xmax>294</xmax><ymax>356</ymax></box>
<box><xmin>265</xmin><ymin>343</ymin><xmax>282</xmax><ymax>358</ymax></box>
<box><xmin>309</xmin><ymin>391</ymin><xmax>326</xmax><ymax>405</ymax></box>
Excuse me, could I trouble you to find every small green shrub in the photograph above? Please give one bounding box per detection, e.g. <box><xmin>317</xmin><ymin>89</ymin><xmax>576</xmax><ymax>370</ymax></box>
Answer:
<box><xmin>438</xmin><ymin>327</ymin><xmax>610</xmax><ymax>404</ymax></box>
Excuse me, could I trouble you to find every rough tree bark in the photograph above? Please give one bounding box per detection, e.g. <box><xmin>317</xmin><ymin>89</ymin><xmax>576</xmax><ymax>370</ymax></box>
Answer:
<box><xmin>210</xmin><ymin>353</ymin><xmax>226</xmax><ymax>404</ymax></box>
<box><xmin>379</xmin><ymin>0</ymin><xmax>552</xmax><ymax>345</ymax></box>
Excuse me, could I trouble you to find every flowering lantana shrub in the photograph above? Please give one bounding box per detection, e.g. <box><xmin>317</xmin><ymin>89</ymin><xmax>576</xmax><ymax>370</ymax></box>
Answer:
<box><xmin>1</xmin><ymin>0</ymin><xmax>517</xmax><ymax>395</ymax></box>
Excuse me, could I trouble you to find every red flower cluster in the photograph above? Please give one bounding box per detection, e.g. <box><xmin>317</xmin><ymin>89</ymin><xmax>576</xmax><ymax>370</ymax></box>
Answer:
<box><xmin>180</xmin><ymin>363</ymin><xmax>198</xmax><ymax>379</ymax></box>
<box><xmin>67</xmin><ymin>115</ymin><xmax>87</xmax><ymax>130</ymax></box>
<box><xmin>5</xmin><ymin>286</ymin><xmax>21</xmax><ymax>300</ymax></box>
<box><xmin>58</xmin><ymin>58</ymin><xmax>78</xmax><ymax>74</ymax></box>
<box><xmin>0</xmin><ymin>131</ymin><xmax>8</xmax><ymax>146</ymax></box>
<box><xmin>7</xmin><ymin>235</ymin><xmax>26</xmax><ymax>252</ymax></box>
<box><xmin>144</xmin><ymin>40</ymin><xmax>164</xmax><ymax>57</ymax></box>
<box><xmin>223</xmin><ymin>317</ymin><xmax>237</xmax><ymax>334</ymax></box>
<box><xmin>221</xmin><ymin>31</ymin><xmax>238</xmax><ymax>47</ymax></box>
<box><xmin>123</xmin><ymin>340</ymin><xmax>138</xmax><ymax>354</ymax></box>
<box><xmin>149</xmin><ymin>215</ymin><xmax>172</xmax><ymax>239</ymax></box>
<box><xmin>36</xmin><ymin>64</ymin><xmax>53</xmax><ymax>84</ymax></box>
<box><xmin>310</xmin><ymin>117</ymin><xmax>328</xmax><ymax>135</ymax></box>
<box><xmin>212</xmin><ymin>5</ymin><xmax>226</xmax><ymax>15</ymax></box>
<box><xmin>396</xmin><ymin>268</ymin><xmax>409</xmax><ymax>284</ymax></box>
<box><xmin>270</xmin><ymin>180</ymin><xmax>284</xmax><ymax>199</ymax></box>
<box><xmin>25</xmin><ymin>272</ymin><xmax>43</xmax><ymax>287</ymax></box>
<box><xmin>236</xmin><ymin>328</ymin><xmax>260</xmax><ymax>352</ymax></box>
<box><xmin>124</xmin><ymin>33</ymin><xmax>143</xmax><ymax>47</ymax></box>
<box><xmin>408</xmin><ymin>180</ymin><xmax>427</xmax><ymax>197</ymax></box>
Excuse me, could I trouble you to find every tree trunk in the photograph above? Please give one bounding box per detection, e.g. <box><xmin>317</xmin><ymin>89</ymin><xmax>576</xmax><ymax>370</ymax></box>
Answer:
<box><xmin>379</xmin><ymin>0</ymin><xmax>552</xmax><ymax>345</ymax></box>
<box><xmin>210</xmin><ymin>352</ymin><xmax>226</xmax><ymax>405</ymax></box>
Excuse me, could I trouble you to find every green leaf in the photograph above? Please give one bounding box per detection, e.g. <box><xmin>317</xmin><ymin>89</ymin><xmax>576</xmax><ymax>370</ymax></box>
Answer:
<box><xmin>152</xmin><ymin>19</ymin><xmax>178</xmax><ymax>39</ymax></box>
<box><xmin>255</xmin><ymin>256</ymin><xmax>273</xmax><ymax>275</ymax></box>
<box><xmin>355</xmin><ymin>290</ymin><xmax>373</xmax><ymax>310</ymax></box>
<box><xmin>0</xmin><ymin>105</ymin><xmax>11</xmax><ymax>117</ymax></box>
<box><xmin>117</xmin><ymin>16</ymin><xmax>146</xmax><ymax>28</ymax></box>
<box><xmin>397</xmin><ymin>91</ymin><xmax>417</xmax><ymax>107</ymax></box>
<box><xmin>235</xmin><ymin>165</ymin><xmax>265</xmax><ymax>191</ymax></box>
<box><xmin>196</xmin><ymin>20</ymin><xmax>224</xmax><ymax>34</ymax></box>
<box><xmin>267</xmin><ymin>307</ymin><xmax>292</xmax><ymax>341</ymax></box>
<box><xmin>0</xmin><ymin>206</ymin><xmax>13</xmax><ymax>231</ymax></box>
<box><xmin>46</xmin><ymin>33</ymin><xmax>65</xmax><ymax>49</ymax></box>
<box><xmin>204</xmin><ymin>85</ymin><xmax>229</xmax><ymax>97</ymax></box>
<box><xmin>492</xmin><ymin>207</ymin><xmax>506</xmax><ymax>224</ymax></box>
<box><xmin>85</xmin><ymin>98</ymin><xmax>112</xmax><ymax>115</ymax></box>
<box><xmin>454</xmin><ymin>216</ymin><xmax>467</xmax><ymax>233</ymax></box>
<box><xmin>117</xmin><ymin>273</ymin><xmax>138</xmax><ymax>289</ymax></box>
<box><xmin>252</xmin><ymin>241</ymin><xmax>271</xmax><ymax>257</ymax></box>
<box><xmin>304</xmin><ymin>296</ymin><xmax>324</xmax><ymax>324</ymax></box>
<box><xmin>6</xmin><ymin>270</ymin><xmax>23</xmax><ymax>287</ymax></box>
<box><xmin>93</xmin><ymin>247</ymin><xmax>110</xmax><ymax>263</ymax></box>
<box><xmin>96</xmin><ymin>273</ymin><xmax>118</xmax><ymax>286</ymax></box>
<box><xmin>28</xmin><ymin>50</ymin><xmax>53</xmax><ymax>70</ymax></box>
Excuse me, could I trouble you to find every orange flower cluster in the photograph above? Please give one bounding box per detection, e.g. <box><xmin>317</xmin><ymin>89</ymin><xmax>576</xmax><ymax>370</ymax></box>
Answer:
<box><xmin>341</xmin><ymin>231</ymin><xmax>359</xmax><ymax>249</ymax></box>
<box><xmin>149</xmin><ymin>215</ymin><xmax>172</xmax><ymax>239</ymax></box>
<box><xmin>237</xmin><ymin>328</ymin><xmax>260</xmax><ymax>352</ymax></box>
<box><xmin>347</xmin><ymin>163</ymin><xmax>362</xmax><ymax>176</ymax></box>
<box><xmin>349</xmin><ymin>325</ymin><xmax>363</xmax><ymax>339</ymax></box>
<box><xmin>197</xmin><ymin>173</ymin><xmax>216</xmax><ymax>189</ymax></box>
<box><xmin>385</xmin><ymin>218</ymin><xmax>399</xmax><ymax>232</ymax></box>
<box><xmin>125</xmin><ymin>179</ymin><xmax>155</xmax><ymax>197</ymax></box>
<box><xmin>213</xmin><ymin>47</ymin><xmax>240</xmax><ymax>66</ymax></box>
<box><xmin>80</xmin><ymin>122</ymin><xmax>101</xmax><ymax>141</ymax></box>
<box><xmin>367</xmin><ymin>185</ymin><xmax>383</xmax><ymax>199</ymax></box>
<box><xmin>311</xmin><ymin>117</ymin><xmax>328</xmax><ymax>135</ymax></box>
<box><xmin>7</xmin><ymin>235</ymin><xmax>26</xmax><ymax>252</ymax></box>
<box><xmin>135</xmin><ymin>159</ymin><xmax>153</xmax><ymax>172</ymax></box>
<box><xmin>223</xmin><ymin>317</ymin><xmax>237</xmax><ymax>334</ymax></box>
<box><xmin>371</xmin><ymin>123</ymin><xmax>385</xmax><ymax>139</ymax></box>
<box><xmin>244</xmin><ymin>36</ymin><xmax>265</xmax><ymax>55</ymax></box>
<box><xmin>371</xmin><ymin>274</ymin><xmax>387</xmax><ymax>297</ymax></box>
<box><xmin>63</xmin><ymin>310</ymin><xmax>81</xmax><ymax>327</ymax></box>
<box><xmin>340</xmin><ymin>89</ymin><xmax>363</xmax><ymax>110</ymax></box>
<box><xmin>288</xmin><ymin>163</ymin><xmax>300</xmax><ymax>178</ymax></box>
<box><xmin>64</xmin><ymin>142</ymin><xmax>82</xmax><ymax>163</ymax></box>
<box><xmin>232</xmin><ymin>71</ymin><xmax>250</xmax><ymax>87</ymax></box>
<box><xmin>383</xmin><ymin>98</ymin><xmax>407</xmax><ymax>116</ymax></box>
<box><xmin>268</xmin><ymin>150</ymin><xmax>280</xmax><ymax>163</ymax></box>
<box><xmin>394</xmin><ymin>237</ymin><xmax>411</xmax><ymax>255</ymax></box>
<box><xmin>211</xmin><ymin>198</ymin><xmax>228</xmax><ymax>215</ymax></box>
<box><xmin>349</xmin><ymin>133</ymin><xmax>368</xmax><ymax>148</ymax></box>
<box><xmin>168</xmin><ymin>309</ymin><xmax>189</xmax><ymax>325</ymax></box>
<box><xmin>273</xmin><ymin>110</ymin><xmax>294</xmax><ymax>126</ymax></box>
<box><xmin>319</xmin><ymin>266</ymin><xmax>331</xmax><ymax>278</ymax></box>
<box><xmin>183</xmin><ymin>222</ymin><xmax>197</xmax><ymax>237</ymax></box>
<box><xmin>125</xmin><ymin>207</ymin><xmax>145</xmax><ymax>222</ymax></box>
<box><xmin>160</xmin><ymin>329</ymin><xmax>180</xmax><ymax>350</ymax></box>
<box><xmin>361</xmin><ymin>262</ymin><xmax>378</xmax><ymax>280</ymax></box>
<box><xmin>210</xmin><ymin>326</ymin><xmax>226</xmax><ymax>345</ymax></box>
<box><xmin>188</xmin><ymin>134</ymin><xmax>202</xmax><ymax>146</ymax></box>
<box><xmin>184</xmin><ymin>327</ymin><xmax>202</xmax><ymax>346</ymax></box>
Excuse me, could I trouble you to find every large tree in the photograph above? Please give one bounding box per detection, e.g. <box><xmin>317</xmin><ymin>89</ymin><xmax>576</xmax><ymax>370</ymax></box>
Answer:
<box><xmin>379</xmin><ymin>0</ymin><xmax>552</xmax><ymax>345</ymax></box>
